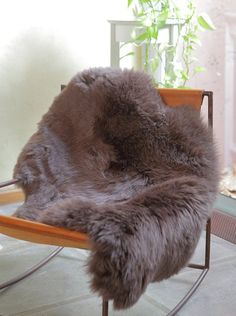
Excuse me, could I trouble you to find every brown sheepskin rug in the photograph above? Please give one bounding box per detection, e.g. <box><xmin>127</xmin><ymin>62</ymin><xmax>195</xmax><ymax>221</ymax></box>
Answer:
<box><xmin>13</xmin><ymin>68</ymin><xmax>219</xmax><ymax>309</ymax></box>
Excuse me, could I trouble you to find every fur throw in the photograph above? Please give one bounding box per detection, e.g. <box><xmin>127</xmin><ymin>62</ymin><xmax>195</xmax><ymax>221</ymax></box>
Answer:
<box><xmin>13</xmin><ymin>68</ymin><xmax>219</xmax><ymax>309</ymax></box>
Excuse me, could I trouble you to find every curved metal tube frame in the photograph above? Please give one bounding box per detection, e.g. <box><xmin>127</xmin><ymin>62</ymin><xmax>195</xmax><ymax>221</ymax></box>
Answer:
<box><xmin>0</xmin><ymin>179</ymin><xmax>63</xmax><ymax>291</ymax></box>
<box><xmin>0</xmin><ymin>247</ymin><xmax>63</xmax><ymax>290</ymax></box>
<box><xmin>167</xmin><ymin>219</ymin><xmax>211</xmax><ymax>315</ymax></box>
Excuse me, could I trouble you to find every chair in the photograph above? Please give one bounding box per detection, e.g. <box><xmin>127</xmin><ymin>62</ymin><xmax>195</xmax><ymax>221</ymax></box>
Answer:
<box><xmin>0</xmin><ymin>88</ymin><xmax>213</xmax><ymax>316</ymax></box>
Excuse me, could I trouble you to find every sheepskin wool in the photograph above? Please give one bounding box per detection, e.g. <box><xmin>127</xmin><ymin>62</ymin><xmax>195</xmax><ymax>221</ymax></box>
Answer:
<box><xmin>13</xmin><ymin>68</ymin><xmax>219</xmax><ymax>309</ymax></box>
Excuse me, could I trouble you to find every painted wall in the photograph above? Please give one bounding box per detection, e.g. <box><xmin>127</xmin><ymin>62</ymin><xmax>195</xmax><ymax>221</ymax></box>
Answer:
<box><xmin>0</xmin><ymin>0</ymin><xmax>129</xmax><ymax>181</ymax></box>
<box><xmin>190</xmin><ymin>0</ymin><xmax>236</xmax><ymax>169</ymax></box>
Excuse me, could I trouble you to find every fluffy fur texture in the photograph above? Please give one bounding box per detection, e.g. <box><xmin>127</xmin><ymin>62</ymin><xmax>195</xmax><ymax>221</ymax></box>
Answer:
<box><xmin>13</xmin><ymin>68</ymin><xmax>219</xmax><ymax>309</ymax></box>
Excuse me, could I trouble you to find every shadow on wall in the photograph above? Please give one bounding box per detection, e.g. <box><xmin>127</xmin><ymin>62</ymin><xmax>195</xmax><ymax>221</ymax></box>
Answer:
<box><xmin>0</xmin><ymin>29</ymin><xmax>80</xmax><ymax>180</ymax></box>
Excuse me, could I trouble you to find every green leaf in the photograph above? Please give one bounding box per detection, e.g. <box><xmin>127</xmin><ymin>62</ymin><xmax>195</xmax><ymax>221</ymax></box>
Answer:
<box><xmin>156</xmin><ymin>7</ymin><xmax>169</xmax><ymax>29</ymax></box>
<box><xmin>194</xmin><ymin>66</ymin><xmax>206</xmax><ymax>73</ymax></box>
<box><xmin>198</xmin><ymin>13</ymin><xmax>216</xmax><ymax>30</ymax></box>
<box><xmin>177</xmin><ymin>85</ymin><xmax>193</xmax><ymax>89</ymax></box>
<box><xmin>189</xmin><ymin>34</ymin><xmax>201</xmax><ymax>46</ymax></box>
<box><xmin>149</xmin><ymin>25</ymin><xmax>158</xmax><ymax>39</ymax></box>
<box><xmin>133</xmin><ymin>32</ymin><xmax>148</xmax><ymax>43</ymax></box>
<box><xmin>151</xmin><ymin>58</ymin><xmax>159</xmax><ymax>72</ymax></box>
<box><xmin>158</xmin><ymin>7</ymin><xmax>169</xmax><ymax>22</ymax></box>
<box><xmin>182</xmin><ymin>35</ymin><xmax>189</xmax><ymax>42</ymax></box>
<box><xmin>132</xmin><ymin>5</ymin><xmax>140</xmax><ymax>17</ymax></box>
<box><xmin>128</xmin><ymin>0</ymin><xmax>133</xmax><ymax>7</ymax></box>
<box><xmin>119</xmin><ymin>52</ymin><xmax>135</xmax><ymax>61</ymax></box>
<box><xmin>180</xmin><ymin>71</ymin><xmax>189</xmax><ymax>81</ymax></box>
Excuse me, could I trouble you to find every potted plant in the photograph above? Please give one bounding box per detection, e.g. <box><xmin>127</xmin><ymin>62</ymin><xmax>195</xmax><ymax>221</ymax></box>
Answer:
<box><xmin>124</xmin><ymin>0</ymin><xmax>215</xmax><ymax>88</ymax></box>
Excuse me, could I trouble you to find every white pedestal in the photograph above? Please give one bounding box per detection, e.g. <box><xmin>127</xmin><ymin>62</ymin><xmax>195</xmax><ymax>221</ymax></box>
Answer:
<box><xmin>108</xmin><ymin>19</ymin><xmax>179</xmax><ymax>82</ymax></box>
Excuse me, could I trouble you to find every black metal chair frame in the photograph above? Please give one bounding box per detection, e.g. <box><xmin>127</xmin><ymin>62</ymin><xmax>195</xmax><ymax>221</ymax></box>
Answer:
<box><xmin>0</xmin><ymin>91</ymin><xmax>213</xmax><ymax>316</ymax></box>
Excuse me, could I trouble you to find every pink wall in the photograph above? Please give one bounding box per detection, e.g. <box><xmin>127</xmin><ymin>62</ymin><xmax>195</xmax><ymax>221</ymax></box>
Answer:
<box><xmin>190</xmin><ymin>0</ymin><xmax>236</xmax><ymax>169</ymax></box>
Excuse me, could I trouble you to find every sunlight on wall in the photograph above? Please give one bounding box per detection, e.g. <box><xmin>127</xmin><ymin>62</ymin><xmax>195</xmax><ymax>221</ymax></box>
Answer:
<box><xmin>0</xmin><ymin>0</ymin><xmax>130</xmax><ymax>67</ymax></box>
<box><xmin>0</xmin><ymin>0</ymin><xmax>129</xmax><ymax>181</ymax></box>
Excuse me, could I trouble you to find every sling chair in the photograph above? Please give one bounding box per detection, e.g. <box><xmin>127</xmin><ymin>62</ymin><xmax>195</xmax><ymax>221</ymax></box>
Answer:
<box><xmin>0</xmin><ymin>87</ymin><xmax>213</xmax><ymax>316</ymax></box>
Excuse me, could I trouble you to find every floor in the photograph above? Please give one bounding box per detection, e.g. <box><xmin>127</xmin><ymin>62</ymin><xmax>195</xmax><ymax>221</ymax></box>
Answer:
<box><xmin>0</xmin><ymin>203</ymin><xmax>236</xmax><ymax>316</ymax></box>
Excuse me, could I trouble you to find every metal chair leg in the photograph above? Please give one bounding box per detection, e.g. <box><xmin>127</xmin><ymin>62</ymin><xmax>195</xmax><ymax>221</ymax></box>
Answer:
<box><xmin>167</xmin><ymin>219</ymin><xmax>211</xmax><ymax>315</ymax></box>
<box><xmin>166</xmin><ymin>91</ymin><xmax>212</xmax><ymax>314</ymax></box>
<box><xmin>102</xmin><ymin>299</ymin><xmax>109</xmax><ymax>316</ymax></box>
<box><xmin>0</xmin><ymin>247</ymin><xmax>63</xmax><ymax>290</ymax></box>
